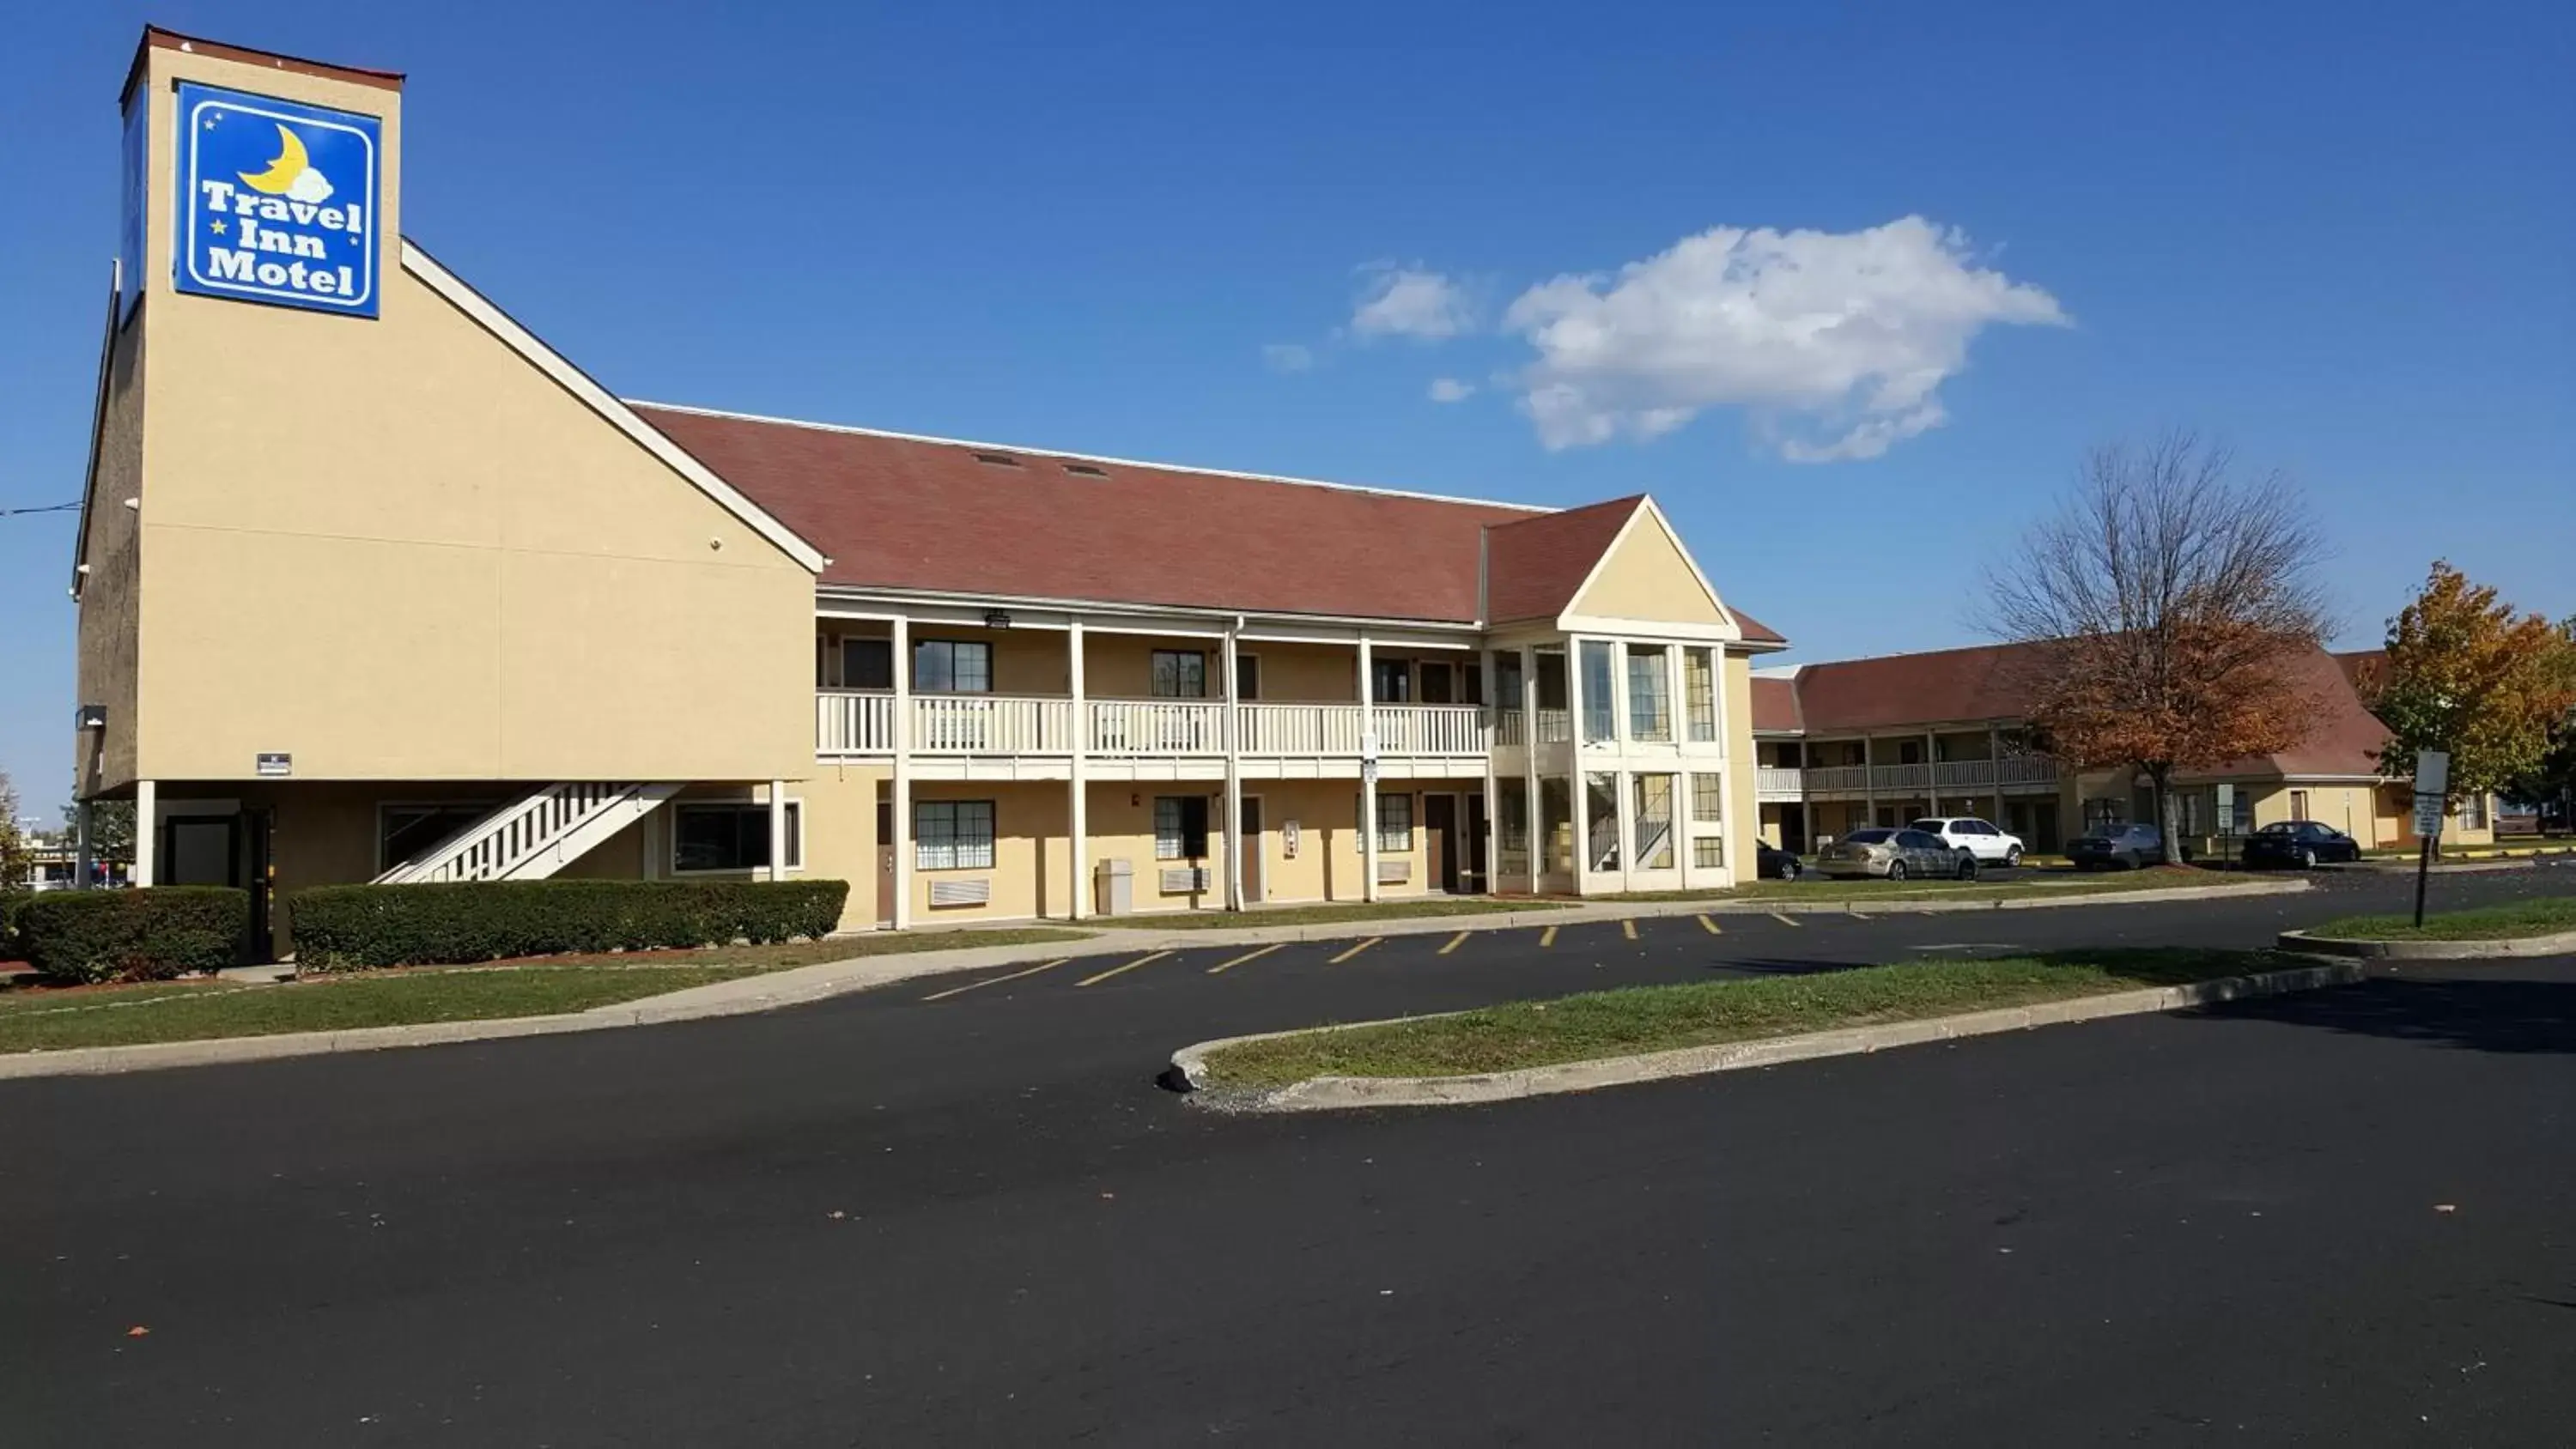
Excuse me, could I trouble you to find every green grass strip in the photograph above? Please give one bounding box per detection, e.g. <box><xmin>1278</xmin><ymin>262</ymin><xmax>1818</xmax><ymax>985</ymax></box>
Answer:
<box><xmin>1197</xmin><ymin>948</ymin><xmax>2286</xmax><ymax>1089</ymax></box>
<box><xmin>2308</xmin><ymin>894</ymin><xmax>2576</xmax><ymax>943</ymax></box>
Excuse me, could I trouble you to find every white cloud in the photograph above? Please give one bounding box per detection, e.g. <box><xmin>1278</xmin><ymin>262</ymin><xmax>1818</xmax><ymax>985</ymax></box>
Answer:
<box><xmin>1261</xmin><ymin>343</ymin><xmax>1315</xmax><ymax>373</ymax></box>
<box><xmin>285</xmin><ymin>166</ymin><xmax>334</xmax><ymax>203</ymax></box>
<box><xmin>1502</xmin><ymin>217</ymin><xmax>2067</xmax><ymax>461</ymax></box>
<box><xmin>1427</xmin><ymin>377</ymin><xmax>1475</xmax><ymax>403</ymax></box>
<box><xmin>1352</xmin><ymin>266</ymin><xmax>1474</xmax><ymax>341</ymax></box>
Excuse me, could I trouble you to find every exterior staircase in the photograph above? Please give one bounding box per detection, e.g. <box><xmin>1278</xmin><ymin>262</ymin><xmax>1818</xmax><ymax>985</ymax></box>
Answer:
<box><xmin>374</xmin><ymin>782</ymin><xmax>683</xmax><ymax>884</ymax></box>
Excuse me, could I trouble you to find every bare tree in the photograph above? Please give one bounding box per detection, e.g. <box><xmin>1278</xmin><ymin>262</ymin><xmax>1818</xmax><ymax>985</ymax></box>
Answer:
<box><xmin>1984</xmin><ymin>431</ymin><xmax>2331</xmax><ymax>858</ymax></box>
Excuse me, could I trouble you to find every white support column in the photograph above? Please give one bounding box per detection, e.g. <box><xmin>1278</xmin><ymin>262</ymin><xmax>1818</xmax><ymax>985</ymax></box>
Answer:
<box><xmin>1479</xmin><ymin>647</ymin><xmax>1500</xmax><ymax>896</ymax></box>
<box><xmin>890</xmin><ymin>616</ymin><xmax>913</xmax><ymax>931</ymax></box>
<box><xmin>1710</xmin><ymin>643</ymin><xmax>1736</xmax><ymax>885</ymax></box>
<box><xmin>1990</xmin><ymin>724</ymin><xmax>2005</xmax><ymax>830</ymax></box>
<box><xmin>768</xmin><ymin>779</ymin><xmax>788</xmax><ymax>882</ymax></box>
<box><xmin>1222</xmin><ymin>621</ymin><xmax>1244</xmax><ymax>912</ymax></box>
<box><xmin>1608</xmin><ymin>639</ymin><xmax>1631</xmax><ymax>749</ymax></box>
<box><xmin>1069</xmin><ymin>618</ymin><xmax>1089</xmax><ymax>921</ymax></box>
<box><xmin>1616</xmin><ymin>767</ymin><xmax>1636</xmax><ymax>894</ymax></box>
<box><xmin>1566</xmin><ymin>636</ymin><xmax>1589</xmax><ymax>891</ymax></box>
<box><xmin>74</xmin><ymin>801</ymin><xmax>94</xmax><ymax>890</ymax></box>
<box><xmin>1358</xmin><ymin>632</ymin><xmax>1379</xmax><ymax>903</ymax></box>
<box><xmin>1522</xmin><ymin>645</ymin><xmax>1542</xmax><ymax>894</ymax></box>
<box><xmin>1923</xmin><ymin>730</ymin><xmax>1937</xmax><ymax>819</ymax></box>
<box><xmin>132</xmin><ymin>779</ymin><xmax>156</xmax><ymax>888</ymax></box>
<box><xmin>1862</xmin><ymin>737</ymin><xmax>1876</xmax><ymax>828</ymax></box>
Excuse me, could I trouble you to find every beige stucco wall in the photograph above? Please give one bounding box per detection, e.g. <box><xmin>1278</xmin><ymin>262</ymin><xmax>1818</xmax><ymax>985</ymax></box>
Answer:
<box><xmin>1571</xmin><ymin>514</ymin><xmax>1723</xmax><ymax>625</ymax></box>
<box><xmin>117</xmin><ymin>45</ymin><xmax>813</xmax><ymax>787</ymax></box>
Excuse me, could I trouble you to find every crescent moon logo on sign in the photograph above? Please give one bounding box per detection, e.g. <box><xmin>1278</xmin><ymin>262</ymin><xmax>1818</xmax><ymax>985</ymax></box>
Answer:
<box><xmin>237</xmin><ymin>123</ymin><xmax>333</xmax><ymax>203</ymax></box>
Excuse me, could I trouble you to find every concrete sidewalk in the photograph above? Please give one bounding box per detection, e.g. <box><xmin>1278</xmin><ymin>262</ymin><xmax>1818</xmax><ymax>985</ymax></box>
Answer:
<box><xmin>0</xmin><ymin>876</ymin><xmax>2310</xmax><ymax>1081</ymax></box>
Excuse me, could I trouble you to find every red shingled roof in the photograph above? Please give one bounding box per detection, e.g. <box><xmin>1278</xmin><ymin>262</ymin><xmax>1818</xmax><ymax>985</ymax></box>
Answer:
<box><xmin>636</xmin><ymin>404</ymin><xmax>1786</xmax><ymax>644</ymax></box>
<box><xmin>1749</xmin><ymin>676</ymin><xmax>1801</xmax><ymax>731</ymax></box>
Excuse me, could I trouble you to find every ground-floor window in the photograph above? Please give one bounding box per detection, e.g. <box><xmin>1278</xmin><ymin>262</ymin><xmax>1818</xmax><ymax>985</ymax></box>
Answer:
<box><xmin>1693</xmin><ymin>836</ymin><xmax>1724</xmax><ymax>870</ymax></box>
<box><xmin>676</xmin><ymin>801</ymin><xmax>803</xmax><ymax>873</ymax></box>
<box><xmin>1633</xmin><ymin>773</ymin><xmax>1676</xmax><ymax>870</ymax></box>
<box><xmin>1498</xmin><ymin>779</ymin><xmax>1529</xmax><ymax>852</ymax></box>
<box><xmin>1154</xmin><ymin>796</ymin><xmax>1210</xmax><ymax>859</ymax></box>
<box><xmin>1374</xmin><ymin>792</ymin><xmax>1413</xmax><ymax>853</ymax></box>
<box><xmin>1690</xmin><ymin>772</ymin><xmax>1723</xmax><ymax>823</ymax></box>
<box><xmin>2084</xmin><ymin>797</ymin><xmax>2125</xmax><ymax>832</ymax></box>
<box><xmin>1540</xmin><ymin>777</ymin><xmax>1572</xmax><ymax>875</ymax></box>
<box><xmin>1585</xmin><ymin>773</ymin><xmax>1621</xmax><ymax>871</ymax></box>
<box><xmin>914</xmin><ymin>800</ymin><xmax>994</xmax><ymax>870</ymax></box>
<box><xmin>2461</xmin><ymin>792</ymin><xmax>2487</xmax><ymax>829</ymax></box>
<box><xmin>378</xmin><ymin>802</ymin><xmax>490</xmax><ymax>872</ymax></box>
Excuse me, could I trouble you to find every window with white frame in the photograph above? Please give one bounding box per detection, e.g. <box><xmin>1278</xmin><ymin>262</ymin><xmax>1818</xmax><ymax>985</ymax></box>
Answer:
<box><xmin>1499</xmin><ymin>779</ymin><xmax>1529</xmax><ymax>852</ymax></box>
<box><xmin>913</xmin><ymin>640</ymin><xmax>993</xmax><ymax>693</ymax></box>
<box><xmin>1691</xmin><ymin>773</ymin><xmax>1724</xmax><ymax>823</ymax></box>
<box><xmin>1376</xmin><ymin>791</ymin><xmax>1413</xmax><ymax>852</ymax></box>
<box><xmin>2462</xmin><ymin>792</ymin><xmax>2487</xmax><ymax>829</ymax></box>
<box><xmin>1627</xmin><ymin>646</ymin><xmax>1672</xmax><ymax>742</ymax></box>
<box><xmin>1693</xmin><ymin>836</ymin><xmax>1724</xmax><ymax>869</ymax></box>
<box><xmin>1151</xmin><ymin>650</ymin><xmax>1207</xmax><ymax>699</ymax></box>
<box><xmin>673</xmin><ymin>801</ymin><xmax>802</xmax><ymax>873</ymax></box>
<box><xmin>1684</xmin><ymin>648</ymin><xmax>1716</xmax><ymax>742</ymax></box>
<box><xmin>914</xmin><ymin>800</ymin><xmax>995</xmax><ymax>870</ymax></box>
<box><xmin>1154</xmin><ymin>796</ymin><xmax>1210</xmax><ymax>859</ymax></box>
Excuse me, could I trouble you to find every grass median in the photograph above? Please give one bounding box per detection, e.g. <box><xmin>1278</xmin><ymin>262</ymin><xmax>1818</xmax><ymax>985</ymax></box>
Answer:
<box><xmin>1194</xmin><ymin>947</ymin><xmax>2287</xmax><ymax>1089</ymax></box>
<box><xmin>2307</xmin><ymin>894</ymin><xmax>2576</xmax><ymax>943</ymax></box>
<box><xmin>0</xmin><ymin>925</ymin><xmax>1093</xmax><ymax>1055</ymax></box>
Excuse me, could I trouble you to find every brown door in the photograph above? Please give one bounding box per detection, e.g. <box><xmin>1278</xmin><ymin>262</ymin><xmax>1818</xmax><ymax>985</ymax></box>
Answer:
<box><xmin>1238</xmin><ymin>796</ymin><xmax>1264</xmax><ymax>905</ymax></box>
<box><xmin>875</xmin><ymin>794</ymin><xmax>896</xmax><ymax>927</ymax></box>
<box><xmin>1425</xmin><ymin>794</ymin><xmax>1458</xmax><ymax>893</ymax></box>
<box><xmin>1462</xmin><ymin>792</ymin><xmax>1488</xmax><ymax>894</ymax></box>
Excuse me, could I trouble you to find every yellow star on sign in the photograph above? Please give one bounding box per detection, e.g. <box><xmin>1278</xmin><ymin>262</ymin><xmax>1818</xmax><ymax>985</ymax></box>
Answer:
<box><xmin>210</xmin><ymin>219</ymin><xmax>227</xmax><ymax>235</ymax></box>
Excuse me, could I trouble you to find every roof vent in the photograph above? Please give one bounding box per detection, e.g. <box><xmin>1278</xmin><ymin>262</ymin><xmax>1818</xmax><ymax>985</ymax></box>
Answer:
<box><xmin>1062</xmin><ymin>463</ymin><xmax>1109</xmax><ymax>478</ymax></box>
<box><xmin>971</xmin><ymin>452</ymin><xmax>1021</xmax><ymax>468</ymax></box>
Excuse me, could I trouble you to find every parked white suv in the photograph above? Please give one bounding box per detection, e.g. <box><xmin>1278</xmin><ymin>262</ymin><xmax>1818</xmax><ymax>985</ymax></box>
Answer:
<box><xmin>1909</xmin><ymin>817</ymin><xmax>2026</xmax><ymax>866</ymax></box>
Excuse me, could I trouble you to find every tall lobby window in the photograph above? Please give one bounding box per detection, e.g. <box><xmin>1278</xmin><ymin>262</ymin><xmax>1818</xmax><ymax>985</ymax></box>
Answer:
<box><xmin>841</xmin><ymin>637</ymin><xmax>893</xmax><ymax>690</ymax></box>
<box><xmin>1498</xmin><ymin>779</ymin><xmax>1529</xmax><ymax>854</ymax></box>
<box><xmin>1154</xmin><ymin>796</ymin><xmax>1210</xmax><ymax>859</ymax></box>
<box><xmin>914</xmin><ymin>640</ymin><xmax>993</xmax><ymax>693</ymax></box>
<box><xmin>1493</xmin><ymin>652</ymin><xmax>1524</xmax><ymax>713</ymax></box>
<box><xmin>1580</xmin><ymin>641</ymin><xmax>1616</xmax><ymax>744</ymax></box>
<box><xmin>1626</xmin><ymin>645</ymin><xmax>1671</xmax><ymax>742</ymax></box>
<box><xmin>1534</xmin><ymin>649</ymin><xmax>1569</xmax><ymax>742</ymax></box>
<box><xmin>1540</xmin><ymin>777</ymin><xmax>1573</xmax><ymax>874</ymax></box>
<box><xmin>915</xmin><ymin>800</ymin><xmax>995</xmax><ymax>870</ymax></box>
<box><xmin>1684</xmin><ymin>647</ymin><xmax>1716</xmax><ymax>742</ymax></box>
<box><xmin>1151</xmin><ymin>650</ymin><xmax>1207</xmax><ymax>698</ymax></box>
<box><xmin>674</xmin><ymin>801</ymin><xmax>801</xmax><ymax>874</ymax></box>
<box><xmin>1585</xmin><ymin>772</ymin><xmax>1621</xmax><ymax>870</ymax></box>
<box><xmin>1634</xmin><ymin>773</ymin><xmax>1676</xmax><ymax>870</ymax></box>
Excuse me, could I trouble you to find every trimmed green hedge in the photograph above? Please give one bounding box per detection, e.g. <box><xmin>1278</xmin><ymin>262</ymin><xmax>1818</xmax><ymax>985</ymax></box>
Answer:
<box><xmin>20</xmin><ymin>888</ymin><xmax>251</xmax><ymax>985</ymax></box>
<box><xmin>1</xmin><ymin>889</ymin><xmax>31</xmax><ymax>962</ymax></box>
<box><xmin>287</xmin><ymin>878</ymin><xmax>851</xmax><ymax>970</ymax></box>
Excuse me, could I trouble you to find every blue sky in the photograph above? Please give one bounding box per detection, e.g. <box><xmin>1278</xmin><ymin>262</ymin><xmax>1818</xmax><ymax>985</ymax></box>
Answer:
<box><xmin>3</xmin><ymin>1</ymin><xmax>2571</xmax><ymax>815</ymax></box>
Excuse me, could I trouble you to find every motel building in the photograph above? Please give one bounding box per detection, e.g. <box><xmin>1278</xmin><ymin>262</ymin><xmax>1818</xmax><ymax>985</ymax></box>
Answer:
<box><xmin>69</xmin><ymin>31</ymin><xmax>1786</xmax><ymax>956</ymax></box>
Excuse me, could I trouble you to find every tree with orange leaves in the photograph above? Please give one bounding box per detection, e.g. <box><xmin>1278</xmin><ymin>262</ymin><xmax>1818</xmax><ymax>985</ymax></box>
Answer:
<box><xmin>2367</xmin><ymin>564</ymin><xmax>2576</xmax><ymax>840</ymax></box>
<box><xmin>1985</xmin><ymin>432</ymin><xmax>2330</xmax><ymax>854</ymax></box>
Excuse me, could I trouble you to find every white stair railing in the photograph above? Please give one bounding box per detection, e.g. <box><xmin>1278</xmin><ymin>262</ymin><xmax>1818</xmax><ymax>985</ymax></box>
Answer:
<box><xmin>376</xmin><ymin>782</ymin><xmax>673</xmax><ymax>884</ymax></box>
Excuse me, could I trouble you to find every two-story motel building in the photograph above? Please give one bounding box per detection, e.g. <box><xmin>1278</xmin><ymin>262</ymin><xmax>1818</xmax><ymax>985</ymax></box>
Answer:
<box><xmin>70</xmin><ymin>31</ymin><xmax>1785</xmax><ymax>953</ymax></box>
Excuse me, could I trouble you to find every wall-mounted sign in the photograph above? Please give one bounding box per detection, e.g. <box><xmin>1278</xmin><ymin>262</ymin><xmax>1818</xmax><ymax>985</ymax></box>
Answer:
<box><xmin>175</xmin><ymin>82</ymin><xmax>380</xmax><ymax>317</ymax></box>
<box><xmin>1282</xmin><ymin>820</ymin><xmax>1302</xmax><ymax>860</ymax></box>
<box><xmin>256</xmin><ymin>752</ymin><xmax>292</xmax><ymax>778</ymax></box>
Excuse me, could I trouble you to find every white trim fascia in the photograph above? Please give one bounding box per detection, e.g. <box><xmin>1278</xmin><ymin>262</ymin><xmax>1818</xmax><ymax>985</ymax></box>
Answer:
<box><xmin>815</xmin><ymin>583</ymin><xmax>1485</xmax><ymax>639</ymax></box>
<box><xmin>1556</xmin><ymin>614</ymin><xmax>1744</xmax><ymax>643</ymax></box>
<box><xmin>630</xmin><ymin>398</ymin><xmax>1553</xmax><ymax>517</ymax></box>
<box><xmin>398</xmin><ymin>240</ymin><xmax>828</xmax><ymax>574</ymax></box>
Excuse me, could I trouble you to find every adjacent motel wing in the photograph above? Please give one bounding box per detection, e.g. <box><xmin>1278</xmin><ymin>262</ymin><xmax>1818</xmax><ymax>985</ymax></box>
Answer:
<box><xmin>70</xmin><ymin>29</ymin><xmax>1784</xmax><ymax>952</ymax></box>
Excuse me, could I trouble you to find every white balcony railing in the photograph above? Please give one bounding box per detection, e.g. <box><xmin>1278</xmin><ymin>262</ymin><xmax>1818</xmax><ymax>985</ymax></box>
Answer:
<box><xmin>817</xmin><ymin>690</ymin><xmax>893</xmax><ymax>755</ymax></box>
<box><xmin>913</xmin><ymin>694</ymin><xmax>1076</xmax><ymax>753</ymax></box>
<box><xmin>1091</xmin><ymin>700</ymin><xmax>1228</xmax><ymax>755</ymax></box>
<box><xmin>1237</xmin><ymin>701</ymin><xmax>1366</xmax><ymax>755</ymax></box>
<box><xmin>1492</xmin><ymin>707</ymin><xmax>1526</xmax><ymax>749</ymax></box>
<box><xmin>1371</xmin><ymin>704</ymin><xmax>1483</xmax><ymax>756</ymax></box>
<box><xmin>1756</xmin><ymin>766</ymin><xmax>1805</xmax><ymax>798</ymax></box>
<box><xmin>1533</xmin><ymin>708</ymin><xmax>1573</xmax><ymax>745</ymax></box>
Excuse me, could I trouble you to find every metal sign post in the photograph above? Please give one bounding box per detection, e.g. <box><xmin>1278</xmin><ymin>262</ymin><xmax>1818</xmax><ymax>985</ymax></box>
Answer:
<box><xmin>2412</xmin><ymin>749</ymin><xmax>2450</xmax><ymax>930</ymax></box>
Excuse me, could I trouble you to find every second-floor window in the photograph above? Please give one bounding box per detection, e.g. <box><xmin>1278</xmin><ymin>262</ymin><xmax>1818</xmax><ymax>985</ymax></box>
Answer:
<box><xmin>1627</xmin><ymin>645</ymin><xmax>1671</xmax><ymax>742</ymax></box>
<box><xmin>1580</xmin><ymin>641</ymin><xmax>1616</xmax><ymax>743</ymax></box>
<box><xmin>1151</xmin><ymin>650</ymin><xmax>1207</xmax><ymax>699</ymax></box>
<box><xmin>1684</xmin><ymin>647</ymin><xmax>1716</xmax><ymax>742</ymax></box>
<box><xmin>914</xmin><ymin>640</ymin><xmax>992</xmax><ymax>694</ymax></box>
<box><xmin>1370</xmin><ymin>658</ymin><xmax>1413</xmax><ymax>703</ymax></box>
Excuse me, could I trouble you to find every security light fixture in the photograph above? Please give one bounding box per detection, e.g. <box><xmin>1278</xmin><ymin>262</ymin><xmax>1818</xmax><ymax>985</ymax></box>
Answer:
<box><xmin>983</xmin><ymin>609</ymin><xmax>1012</xmax><ymax>630</ymax></box>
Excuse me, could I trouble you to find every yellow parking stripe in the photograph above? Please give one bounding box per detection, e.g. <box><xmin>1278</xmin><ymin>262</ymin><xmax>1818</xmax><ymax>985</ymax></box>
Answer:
<box><xmin>1769</xmin><ymin>912</ymin><xmax>1802</xmax><ymax>927</ymax></box>
<box><xmin>1077</xmin><ymin>950</ymin><xmax>1171</xmax><ymax>987</ymax></box>
<box><xmin>1206</xmin><ymin>943</ymin><xmax>1285</xmax><ymax>975</ymax></box>
<box><xmin>1697</xmin><ymin>914</ymin><xmax>1720</xmax><ymax>935</ymax></box>
<box><xmin>920</xmin><ymin>958</ymin><xmax>1070</xmax><ymax>1002</ymax></box>
<box><xmin>1327</xmin><ymin>937</ymin><xmax>1382</xmax><ymax>965</ymax></box>
<box><xmin>1618</xmin><ymin>918</ymin><xmax>1637</xmax><ymax>940</ymax></box>
<box><xmin>1437</xmin><ymin>931</ymin><xmax>1470</xmax><ymax>955</ymax></box>
<box><xmin>1540</xmin><ymin>925</ymin><xmax>1559</xmax><ymax>948</ymax></box>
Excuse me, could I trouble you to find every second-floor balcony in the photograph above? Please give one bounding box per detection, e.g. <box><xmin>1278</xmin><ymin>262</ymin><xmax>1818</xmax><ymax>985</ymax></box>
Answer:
<box><xmin>817</xmin><ymin>691</ymin><xmax>1489</xmax><ymax>762</ymax></box>
<box><xmin>1756</xmin><ymin>755</ymin><xmax>2062</xmax><ymax>801</ymax></box>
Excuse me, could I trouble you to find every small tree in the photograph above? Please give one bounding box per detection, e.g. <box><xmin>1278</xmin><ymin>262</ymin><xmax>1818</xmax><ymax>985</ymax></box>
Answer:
<box><xmin>1985</xmin><ymin>431</ymin><xmax>2330</xmax><ymax>855</ymax></box>
<box><xmin>0</xmin><ymin>773</ymin><xmax>28</xmax><ymax>892</ymax></box>
<box><xmin>2372</xmin><ymin>573</ymin><xmax>2576</xmax><ymax>842</ymax></box>
<box><xmin>61</xmin><ymin>799</ymin><xmax>137</xmax><ymax>866</ymax></box>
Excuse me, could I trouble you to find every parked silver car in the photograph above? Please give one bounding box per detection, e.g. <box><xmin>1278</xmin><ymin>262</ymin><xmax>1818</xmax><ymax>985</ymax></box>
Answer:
<box><xmin>1818</xmin><ymin>827</ymin><xmax>1979</xmax><ymax>882</ymax></box>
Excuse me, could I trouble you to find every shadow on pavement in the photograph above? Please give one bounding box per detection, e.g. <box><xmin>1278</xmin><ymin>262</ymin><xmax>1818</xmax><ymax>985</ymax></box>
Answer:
<box><xmin>2201</xmin><ymin>973</ymin><xmax>2576</xmax><ymax>1057</ymax></box>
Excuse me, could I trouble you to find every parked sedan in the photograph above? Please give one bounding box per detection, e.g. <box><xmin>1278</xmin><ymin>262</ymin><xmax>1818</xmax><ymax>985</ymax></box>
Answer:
<box><xmin>2068</xmin><ymin>823</ymin><xmax>2166</xmax><ymax>870</ymax></box>
<box><xmin>1818</xmin><ymin>828</ymin><xmax>1980</xmax><ymax>882</ymax></box>
<box><xmin>1909</xmin><ymin>816</ymin><xmax>2026</xmax><ymax>867</ymax></box>
<box><xmin>2242</xmin><ymin>820</ymin><xmax>2362</xmax><ymax>870</ymax></box>
<box><xmin>1756</xmin><ymin>841</ymin><xmax>1805</xmax><ymax>881</ymax></box>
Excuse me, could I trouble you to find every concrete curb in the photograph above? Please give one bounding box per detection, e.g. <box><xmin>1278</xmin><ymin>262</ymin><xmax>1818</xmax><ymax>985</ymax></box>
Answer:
<box><xmin>2276</xmin><ymin>925</ymin><xmax>2576</xmax><ymax>961</ymax></box>
<box><xmin>0</xmin><ymin>877</ymin><xmax>2310</xmax><ymax>1082</ymax></box>
<box><xmin>1170</xmin><ymin>961</ymin><xmax>2369</xmax><ymax>1112</ymax></box>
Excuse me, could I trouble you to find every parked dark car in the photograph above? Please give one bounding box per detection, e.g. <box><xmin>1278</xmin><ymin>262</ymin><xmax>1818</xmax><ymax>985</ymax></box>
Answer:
<box><xmin>2068</xmin><ymin>823</ymin><xmax>2166</xmax><ymax>870</ymax></box>
<box><xmin>1818</xmin><ymin>828</ymin><xmax>1979</xmax><ymax>882</ymax></box>
<box><xmin>1757</xmin><ymin>841</ymin><xmax>1805</xmax><ymax>881</ymax></box>
<box><xmin>2242</xmin><ymin>820</ymin><xmax>2362</xmax><ymax>870</ymax></box>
